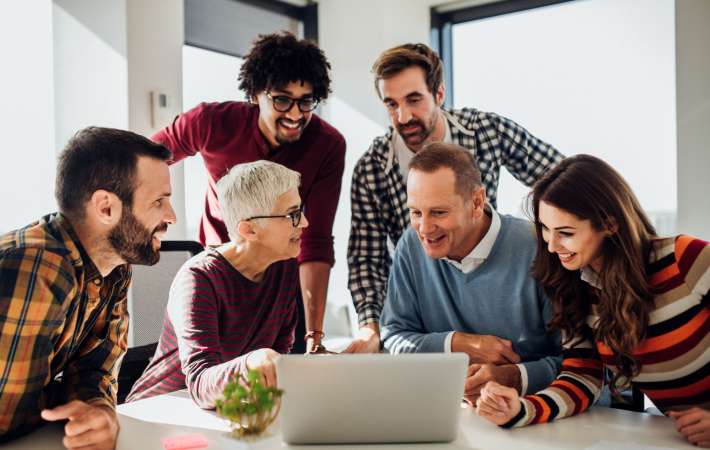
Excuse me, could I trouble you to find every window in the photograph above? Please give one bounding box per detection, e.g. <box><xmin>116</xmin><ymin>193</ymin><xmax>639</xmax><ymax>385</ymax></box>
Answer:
<box><xmin>432</xmin><ymin>0</ymin><xmax>676</xmax><ymax>234</ymax></box>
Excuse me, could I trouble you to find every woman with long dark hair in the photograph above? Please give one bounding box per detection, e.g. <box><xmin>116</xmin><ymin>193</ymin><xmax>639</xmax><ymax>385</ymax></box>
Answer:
<box><xmin>475</xmin><ymin>155</ymin><xmax>709</xmax><ymax>447</ymax></box>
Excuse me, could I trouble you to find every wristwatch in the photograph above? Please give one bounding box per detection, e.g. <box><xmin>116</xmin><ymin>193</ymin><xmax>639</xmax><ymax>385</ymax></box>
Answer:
<box><xmin>305</xmin><ymin>330</ymin><xmax>331</xmax><ymax>354</ymax></box>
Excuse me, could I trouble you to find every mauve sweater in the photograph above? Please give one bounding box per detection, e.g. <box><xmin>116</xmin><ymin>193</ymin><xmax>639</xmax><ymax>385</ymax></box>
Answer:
<box><xmin>126</xmin><ymin>249</ymin><xmax>299</xmax><ymax>408</ymax></box>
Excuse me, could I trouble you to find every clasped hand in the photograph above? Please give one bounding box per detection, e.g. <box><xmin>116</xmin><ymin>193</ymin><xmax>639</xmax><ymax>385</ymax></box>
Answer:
<box><xmin>452</xmin><ymin>332</ymin><xmax>520</xmax><ymax>365</ymax></box>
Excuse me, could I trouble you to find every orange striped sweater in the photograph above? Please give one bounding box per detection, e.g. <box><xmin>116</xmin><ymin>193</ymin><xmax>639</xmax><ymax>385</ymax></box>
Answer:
<box><xmin>506</xmin><ymin>235</ymin><xmax>709</xmax><ymax>427</ymax></box>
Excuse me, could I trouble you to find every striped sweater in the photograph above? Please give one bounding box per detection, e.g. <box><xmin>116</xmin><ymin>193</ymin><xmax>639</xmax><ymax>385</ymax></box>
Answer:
<box><xmin>507</xmin><ymin>235</ymin><xmax>709</xmax><ymax>427</ymax></box>
<box><xmin>126</xmin><ymin>249</ymin><xmax>299</xmax><ymax>408</ymax></box>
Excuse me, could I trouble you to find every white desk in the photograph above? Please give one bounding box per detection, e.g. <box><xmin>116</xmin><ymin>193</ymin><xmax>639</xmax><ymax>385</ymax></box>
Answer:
<box><xmin>4</xmin><ymin>390</ymin><xmax>693</xmax><ymax>449</ymax></box>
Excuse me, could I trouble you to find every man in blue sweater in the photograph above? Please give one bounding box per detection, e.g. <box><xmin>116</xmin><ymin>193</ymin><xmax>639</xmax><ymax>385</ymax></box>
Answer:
<box><xmin>380</xmin><ymin>143</ymin><xmax>561</xmax><ymax>401</ymax></box>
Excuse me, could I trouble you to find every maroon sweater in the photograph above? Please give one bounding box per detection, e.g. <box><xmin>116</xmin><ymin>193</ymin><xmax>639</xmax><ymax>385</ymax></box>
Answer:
<box><xmin>153</xmin><ymin>101</ymin><xmax>346</xmax><ymax>264</ymax></box>
<box><xmin>126</xmin><ymin>249</ymin><xmax>299</xmax><ymax>408</ymax></box>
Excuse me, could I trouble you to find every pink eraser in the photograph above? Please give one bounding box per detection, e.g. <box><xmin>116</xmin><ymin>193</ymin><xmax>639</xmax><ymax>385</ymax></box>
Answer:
<box><xmin>161</xmin><ymin>433</ymin><xmax>209</xmax><ymax>450</ymax></box>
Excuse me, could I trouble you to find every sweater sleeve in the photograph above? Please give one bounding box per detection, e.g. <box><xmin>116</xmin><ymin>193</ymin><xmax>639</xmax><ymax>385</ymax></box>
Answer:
<box><xmin>518</xmin><ymin>288</ymin><xmax>563</xmax><ymax>394</ymax></box>
<box><xmin>273</xmin><ymin>299</ymin><xmax>298</xmax><ymax>355</ymax></box>
<box><xmin>151</xmin><ymin>103</ymin><xmax>210</xmax><ymax>164</ymax></box>
<box><xmin>168</xmin><ymin>266</ymin><xmax>246</xmax><ymax>409</ymax></box>
<box><xmin>675</xmin><ymin>236</ymin><xmax>709</xmax><ymax>307</ymax></box>
<box><xmin>297</xmin><ymin>131</ymin><xmax>345</xmax><ymax>266</ymax></box>
<box><xmin>504</xmin><ymin>339</ymin><xmax>604</xmax><ymax>428</ymax></box>
<box><xmin>380</xmin><ymin>235</ymin><xmax>449</xmax><ymax>353</ymax></box>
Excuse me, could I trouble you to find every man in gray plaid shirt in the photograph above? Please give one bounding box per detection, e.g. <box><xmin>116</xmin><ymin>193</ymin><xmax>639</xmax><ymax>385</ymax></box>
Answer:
<box><xmin>344</xmin><ymin>43</ymin><xmax>564</xmax><ymax>353</ymax></box>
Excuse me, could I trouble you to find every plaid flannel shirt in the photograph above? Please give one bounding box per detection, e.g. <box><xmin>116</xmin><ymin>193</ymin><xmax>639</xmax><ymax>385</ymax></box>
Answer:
<box><xmin>347</xmin><ymin>108</ymin><xmax>564</xmax><ymax>327</ymax></box>
<box><xmin>0</xmin><ymin>213</ymin><xmax>130</xmax><ymax>441</ymax></box>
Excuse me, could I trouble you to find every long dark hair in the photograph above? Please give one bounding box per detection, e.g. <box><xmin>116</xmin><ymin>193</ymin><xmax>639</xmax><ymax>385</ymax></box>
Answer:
<box><xmin>529</xmin><ymin>155</ymin><xmax>657</xmax><ymax>392</ymax></box>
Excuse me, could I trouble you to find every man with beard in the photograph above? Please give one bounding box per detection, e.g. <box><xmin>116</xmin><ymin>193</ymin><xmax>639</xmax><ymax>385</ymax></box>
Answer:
<box><xmin>127</xmin><ymin>161</ymin><xmax>307</xmax><ymax>407</ymax></box>
<box><xmin>346</xmin><ymin>43</ymin><xmax>564</xmax><ymax>353</ymax></box>
<box><xmin>153</xmin><ymin>32</ymin><xmax>345</xmax><ymax>354</ymax></box>
<box><xmin>0</xmin><ymin>127</ymin><xmax>176</xmax><ymax>448</ymax></box>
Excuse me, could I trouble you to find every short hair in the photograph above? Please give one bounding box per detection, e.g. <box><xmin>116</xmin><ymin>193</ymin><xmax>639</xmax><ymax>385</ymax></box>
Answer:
<box><xmin>409</xmin><ymin>143</ymin><xmax>482</xmax><ymax>198</ymax></box>
<box><xmin>55</xmin><ymin>126</ymin><xmax>172</xmax><ymax>220</ymax></box>
<box><xmin>238</xmin><ymin>32</ymin><xmax>332</xmax><ymax>101</ymax></box>
<box><xmin>372</xmin><ymin>43</ymin><xmax>444</xmax><ymax>99</ymax></box>
<box><xmin>217</xmin><ymin>160</ymin><xmax>301</xmax><ymax>241</ymax></box>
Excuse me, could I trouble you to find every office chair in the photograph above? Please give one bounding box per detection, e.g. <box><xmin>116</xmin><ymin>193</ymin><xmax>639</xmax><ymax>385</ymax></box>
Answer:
<box><xmin>117</xmin><ymin>240</ymin><xmax>203</xmax><ymax>403</ymax></box>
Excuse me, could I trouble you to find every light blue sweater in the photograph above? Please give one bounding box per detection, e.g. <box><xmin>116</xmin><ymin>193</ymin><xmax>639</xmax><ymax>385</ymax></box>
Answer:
<box><xmin>380</xmin><ymin>214</ymin><xmax>562</xmax><ymax>394</ymax></box>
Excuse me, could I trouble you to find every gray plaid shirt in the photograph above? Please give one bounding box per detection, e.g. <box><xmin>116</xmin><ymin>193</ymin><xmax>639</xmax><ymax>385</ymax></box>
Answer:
<box><xmin>347</xmin><ymin>108</ymin><xmax>564</xmax><ymax>327</ymax></box>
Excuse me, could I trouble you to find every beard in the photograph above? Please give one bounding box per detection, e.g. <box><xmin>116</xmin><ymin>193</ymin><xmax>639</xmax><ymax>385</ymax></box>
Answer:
<box><xmin>275</xmin><ymin>117</ymin><xmax>307</xmax><ymax>145</ymax></box>
<box><xmin>108</xmin><ymin>206</ymin><xmax>167</xmax><ymax>266</ymax></box>
<box><xmin>396</xmin><ymin>113</ymin><xmax>438</xmax><ymax>147</ymax></box>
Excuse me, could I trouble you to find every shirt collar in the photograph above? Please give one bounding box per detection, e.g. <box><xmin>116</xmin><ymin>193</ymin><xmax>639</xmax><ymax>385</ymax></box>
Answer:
<box><xmin>387</xmin><ymin>112</ymin><xmax>453</xmax><ymax>173</ymax></box>
<box><xmin>444</xmin><ymin>207</ymin><xmax>501</xmax><ymax>272</ymax></box>
<box><xmin>51</xmin><ymin>213</ymin><xmax>111</xmax><ymax>284</ymax></box>
<box><xmin>580</xmin><ymin>266</ymin><xmax>601</xmax><ymax>289</ymax></box>
<box><xmin>442</xmin><ymin>117</ymin><xmax>452</xmax><ymax>144</ymax></box>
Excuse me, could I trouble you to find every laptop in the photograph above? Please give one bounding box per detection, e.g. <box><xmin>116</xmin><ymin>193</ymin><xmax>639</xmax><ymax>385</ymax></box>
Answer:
<box><xmin>276</xmin><ymin>353</ymin><xmax>468</xmax><ymax>445</ymax></box>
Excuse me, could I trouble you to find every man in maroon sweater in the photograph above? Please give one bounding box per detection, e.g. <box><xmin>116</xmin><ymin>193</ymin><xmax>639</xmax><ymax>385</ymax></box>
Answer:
<box><xmin>152</xmin><ymin>32</ymin><xmax>345</xmax><ymax>353</ymax></box>
<box><xmin>127</xmin><ymin>161</ymin><xmax>307</xmax><ymax>407</ymax></box>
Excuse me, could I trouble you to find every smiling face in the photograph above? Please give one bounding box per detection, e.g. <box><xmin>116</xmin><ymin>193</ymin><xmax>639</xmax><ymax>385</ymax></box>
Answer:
<box><xmin>538</xmin><ymin>200</ymin><xmax>607</xmax><ymax>272</ymax></box>
<box><xmin>379</xmin><ymin>66</ymin><xmax>445</xmax><ymax>152</ymax></box>
<box><xmin>252</xmin><ymin>187</ymin><xmax>309</xmax><ymax>261</ymax></box>
<box><xmin>407</xmin><ymin>167</ymin><xmax>485</xmax><ymax>261</ymax></box>
<box><xmin>108</xmin><ymin>156</ymin><xmax>176</xmax><ymax>265</ymax></box>
<box><xmin>255</xmin><ymin>81</ymin><xmax>315</xmax><ymax>148</ymax></box>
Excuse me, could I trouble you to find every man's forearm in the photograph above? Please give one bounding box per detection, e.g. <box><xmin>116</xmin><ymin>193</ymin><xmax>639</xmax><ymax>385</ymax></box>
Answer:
<box><xmin>299</xmin><ymin>261</ymin><xmax>331</xmax><ymax>335</ymax></box>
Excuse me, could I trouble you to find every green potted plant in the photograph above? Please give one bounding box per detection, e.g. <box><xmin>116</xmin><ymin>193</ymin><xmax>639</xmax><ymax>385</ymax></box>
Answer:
<box><xmin>216</xmin><ymin>369</ymin><xmax>284</xmax><ymax>438</ymax></box>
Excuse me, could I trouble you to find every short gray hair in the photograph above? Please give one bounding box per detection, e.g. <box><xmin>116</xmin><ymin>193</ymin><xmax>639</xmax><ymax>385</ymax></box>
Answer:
<box><xmin>216</xmin><ymin>161</ymin><xmax>301</xmax><ymax>241</ymax></box>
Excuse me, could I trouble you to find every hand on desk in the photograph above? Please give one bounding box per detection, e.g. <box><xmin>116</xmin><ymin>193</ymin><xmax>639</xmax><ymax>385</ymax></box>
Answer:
<box><xmin>245</xmin><ymin>348</ymin><xmax>279</xmax><ymax>387</ymax></box>
<box><xmin>668</xmin><ymin>407</ymin><xmax>710</xmax><ymax>448</ymax></box>
<box><xmin>451</xmin><ymin>332</ymin><xmax>520</xmax><ymax>365</ymax></box>
<box><xmin>41</xmin><ymin>400</ymin><xmax>119</xmax><ymax>450</ymax></box>
<box><xmin>464</xmin><ymin>363</ymin><xmax>521</xmax><ymax>404</ymax></box>
<box><xmin>306</xmin><ymin>331</ymin><xmax>335</xmax><ymax>354</ymax></box>
<box><xmin>475</xmin><ymin>381</ymin><xmax>521</xmax><ymax>426</ymax></box>
<box><xmin>342</xmin><ymin>323</ymin><xmax>381</xmax><ymax>354</ymax></box>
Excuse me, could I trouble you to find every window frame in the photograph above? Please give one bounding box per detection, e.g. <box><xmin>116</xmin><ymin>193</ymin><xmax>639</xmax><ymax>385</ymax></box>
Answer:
<box><xmin>430</xmin><ymin>0</ymin><xmax>573</xmax><ymax>109</ymax></box>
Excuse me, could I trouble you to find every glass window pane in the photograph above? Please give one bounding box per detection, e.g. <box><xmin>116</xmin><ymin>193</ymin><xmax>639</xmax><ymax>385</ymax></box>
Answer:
<box><xmin>452</xmin><ymin>0</ymin><xmax>676</xmax><ymax>234</ymax></box>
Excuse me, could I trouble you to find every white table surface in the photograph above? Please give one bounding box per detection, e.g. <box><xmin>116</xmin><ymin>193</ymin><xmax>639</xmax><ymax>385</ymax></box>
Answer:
<box><xmin>4</xmin><ymin>389</ymin><xmax>693</xmax><ymax>449</ymax></box>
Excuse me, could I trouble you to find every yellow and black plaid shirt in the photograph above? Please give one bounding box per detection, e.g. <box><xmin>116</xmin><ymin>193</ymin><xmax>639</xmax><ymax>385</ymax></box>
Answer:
<box><xmin>0</xmin><ymin>213</ymin><xmax>130</xmax><ymax>441</ymax></box>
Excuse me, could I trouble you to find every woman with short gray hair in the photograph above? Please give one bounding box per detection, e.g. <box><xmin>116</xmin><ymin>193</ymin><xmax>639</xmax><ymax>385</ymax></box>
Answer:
<box><xmin>127</xmin><ymin>160</ymin><xmax>308</xmax><ymax>408</ymax></box>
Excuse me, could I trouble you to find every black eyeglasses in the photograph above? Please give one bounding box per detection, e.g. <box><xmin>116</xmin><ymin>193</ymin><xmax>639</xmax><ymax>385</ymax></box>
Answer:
<box><xmin>266</xmin><ymin>92</ymin><xmax>319</xmax><ymax>113</ymax></box>
<box><xmin>246</xmin><ymin>205</ymin><xmax>304</xmax><ymax>228</ymax></box>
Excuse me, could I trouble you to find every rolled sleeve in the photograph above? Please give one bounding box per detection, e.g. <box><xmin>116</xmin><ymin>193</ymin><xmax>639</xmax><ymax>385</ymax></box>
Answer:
<box><xmin>297</xmin><ymin>134</ymin><xmax>345</xmax><ymax>266</ymax></box>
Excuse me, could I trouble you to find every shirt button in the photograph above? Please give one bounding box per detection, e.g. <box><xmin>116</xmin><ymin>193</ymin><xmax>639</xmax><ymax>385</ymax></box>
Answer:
<box><xmin>94</xmin><ymin>279</ymin><xmax>102</xmax><ymax>286</ymax></box>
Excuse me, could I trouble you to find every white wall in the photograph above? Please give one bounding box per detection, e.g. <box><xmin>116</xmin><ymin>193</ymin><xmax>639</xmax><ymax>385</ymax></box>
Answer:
<box><xmin>0</xmin><ymin>0</ymin><xmax>185</xmax><ymax>236</ymax></box>
<box><xmin>676</xmin><ymin>0</ymin><xmax>710</xmax><ymax>238</ymax></box>
<box><xmin>0</xmin><ymin>1</ymin><xmax>57</xmax><ymax>233</ymax></box>
<box><xmin>127</xmin><ymin>0</ymin><xmax>186</xmax><ymax>239</ymax></box>
<box><xmin>53</xmin><ymin>0</ymin><xmax>129</xmax><ymax>152</ymax></box>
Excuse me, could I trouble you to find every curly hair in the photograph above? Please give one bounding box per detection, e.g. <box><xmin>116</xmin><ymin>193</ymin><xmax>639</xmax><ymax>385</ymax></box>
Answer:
<box><xmin>528</xmin><ymin>154</ymin><xmax>657</xmax><ymax>394</ymax></box>
<box><xmin>238</xmin><ymin>32</ymin><xmax>332</xmax><ymax>101</ymax></box>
